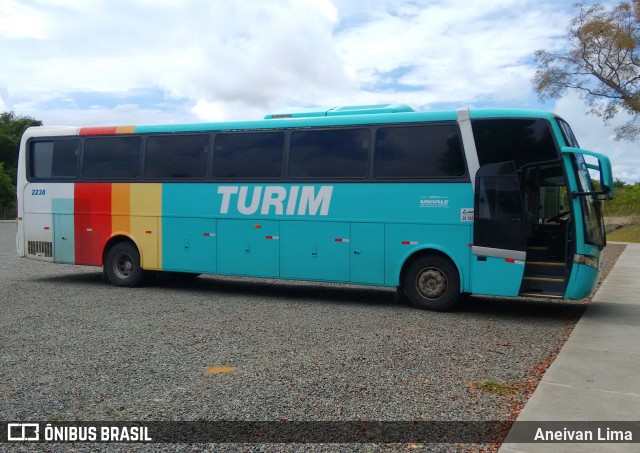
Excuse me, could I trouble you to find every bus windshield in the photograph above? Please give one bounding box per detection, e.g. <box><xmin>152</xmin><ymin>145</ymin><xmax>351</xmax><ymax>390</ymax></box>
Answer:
<box><xmin>573</xmin><ymin>153</ymin><xmax>605</xmax><ymax>248</ymax></box>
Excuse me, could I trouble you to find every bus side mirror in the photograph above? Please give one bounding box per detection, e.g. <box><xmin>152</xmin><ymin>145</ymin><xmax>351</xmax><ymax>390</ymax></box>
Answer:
<box><xmin>561</xmin><ymin>147</ymin><xmax>614</xmax><ymax>200</ymax></box>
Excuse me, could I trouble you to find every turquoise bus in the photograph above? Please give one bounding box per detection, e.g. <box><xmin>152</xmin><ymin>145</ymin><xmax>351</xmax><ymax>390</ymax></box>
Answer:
<box><xmin>16</xmin><ymin>104</ymin><xmax>614</xmax><ymax>311</ymax></box>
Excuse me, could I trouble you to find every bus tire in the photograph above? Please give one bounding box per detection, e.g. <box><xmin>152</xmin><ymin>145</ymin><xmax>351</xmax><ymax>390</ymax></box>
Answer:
<box><xmin>104</xmin><ymin>241</ymin><xmax>143</xmax><ymax>287</ymax></box>
<box><xmin>404</xmin><ymin>255</ymin><xmax>460</xmax><ymax>311</ymax></box>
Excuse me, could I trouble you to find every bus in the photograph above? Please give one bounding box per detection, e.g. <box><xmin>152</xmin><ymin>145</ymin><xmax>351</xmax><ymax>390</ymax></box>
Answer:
<box><xmin>16</xmin><ymin>104</ymin><xmax>614</xmax><ymax>311</ymax></box>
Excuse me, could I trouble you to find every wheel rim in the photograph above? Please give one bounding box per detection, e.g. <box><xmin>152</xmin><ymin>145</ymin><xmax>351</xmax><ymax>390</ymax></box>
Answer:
<box><xmin>113</xmin><ymin>252</ymin><xmax>134</xmax><ymax>280</ymax></box>
<box><xmin>416</xmin><ymin>267</ymin><xmax>447</xmax><ymax>299</ymax></box>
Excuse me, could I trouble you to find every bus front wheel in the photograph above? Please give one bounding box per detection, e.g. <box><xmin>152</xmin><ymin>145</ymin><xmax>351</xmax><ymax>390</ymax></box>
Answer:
<box><xmin>404</xmin><ymin>255</ymin><xmax>460</xmax><ymax>311</ymax></box>
<box><xmin>104</xmin><ymin>241</ymin><xmax>142</xmax><ymax>287</ymax></box>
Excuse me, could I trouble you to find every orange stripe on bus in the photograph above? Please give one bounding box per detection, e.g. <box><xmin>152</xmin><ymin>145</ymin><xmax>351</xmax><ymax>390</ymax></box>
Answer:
<box><xmin>115</xmin><ymin>125</ymin><xmax>135</xmax><ymax>134</ymax></box>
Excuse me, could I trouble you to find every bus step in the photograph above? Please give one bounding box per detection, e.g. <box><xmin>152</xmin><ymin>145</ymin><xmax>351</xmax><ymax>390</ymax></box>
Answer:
<box><xmin>523</xmin><ymin>276</ymin><xmax>565</xmax><ymax>283</ymax></box>
<box><xmin>524</xmin><ymin>261</ymin><xmax>567</xmax><ymax>277</ymax></box>
<box><xmin>519</xmin><ymin>292</ymin><xmax>564</xmax><ymax>299</ymax></box>
<box><xmin>520</xmin><ymin>275</ymin><xmax>566</xmax><ymax>296</ymax></box>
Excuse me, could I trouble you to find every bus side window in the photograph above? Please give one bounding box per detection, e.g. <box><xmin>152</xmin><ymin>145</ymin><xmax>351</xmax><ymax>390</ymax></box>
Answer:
<box><xmin>471</xmin><ymin>119</ymin><xmax>558</xmax><ymax>167</ymax></box>
<box><xmin>213</xmin><ymin>132</ymin><xmax>284</xmax><ymax>179</ymax></box>
<box><xmin>144</xmin><ymin>134</ymin><xmax>209</xmax><ymax>179</ymax></box>
<box><xmin>374</xmin><ymin>124</ymin><xmax>465</xmax><ymax>179</ymax></box>
<box><xmin>289</xmin><ymin>128</ymin><xmax>369</xmax><ymax>178</ymax></box>
<box><xmin>30</xmin><ymin>139</ymin><xmax>79</xmax><ymax>179</ymax></box>
<box><xmin>83</xmin><ymin>136</ymin><xmax>142</xmax><ymax>180</ymax></box>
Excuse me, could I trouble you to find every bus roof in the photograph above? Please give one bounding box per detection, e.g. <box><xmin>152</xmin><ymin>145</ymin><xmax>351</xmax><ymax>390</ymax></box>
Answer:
<box><xmin>25</xmin><ymin>106</ymin><xmax>559</xmax><ymax>137</ymax></box>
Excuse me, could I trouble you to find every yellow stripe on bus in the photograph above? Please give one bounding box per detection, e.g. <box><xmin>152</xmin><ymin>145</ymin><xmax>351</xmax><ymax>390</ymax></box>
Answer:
<box><xmin>130</xmin><ymin>184</ymin><xmax>162</xmax><ymax>270</ymax></box>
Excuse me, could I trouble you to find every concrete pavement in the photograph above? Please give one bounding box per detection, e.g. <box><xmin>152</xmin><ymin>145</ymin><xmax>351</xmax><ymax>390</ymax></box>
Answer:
<box><xmin>500</xmin><ymin>243</ymin><xmax>640</xmax><ymax>452</ymax></box>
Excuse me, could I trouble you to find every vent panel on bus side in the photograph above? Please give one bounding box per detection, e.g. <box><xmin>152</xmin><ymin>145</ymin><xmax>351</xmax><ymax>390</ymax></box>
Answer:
<box><xmin>27</xmin><ymin>240</ymin><xmax>53</xmax><ymax>258</ymax></box>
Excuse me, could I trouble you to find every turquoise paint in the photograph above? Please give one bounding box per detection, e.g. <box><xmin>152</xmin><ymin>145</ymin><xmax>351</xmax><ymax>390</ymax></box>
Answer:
<box><xmin>265</xmin><ymin>103</ymin><xmax>416</xmax><ymax>119</ymax></box>
<box><xmin>469</xmin><ymin>108</ymin><xmax>556</xmax><ymax>120</ymax></box>
<box><xmin>158</xmin><ymin>182</ymin><xmax>474</xmax><ymax>288</ymax></box>
<box><xmin>350</xmin><ymin>223</ymin><xmax>385</xmax><ymax>285</ymax></box>
<box><xmin>134</xmin><ymin>108</ymin><xmax>561</xmax><ymax>135</ymax></box>
<box><xmin>52</xmin><ymin>198</ymin><xmax>74</xmax><ymax>263</ymax></box>
<box><xmin>134</xmin><ymin>110</ymin><xmax>458</xmax><ymax>134</ymax></box>
<box><xmin>213</xmin><ymin>183</ymin><xmax>472</xmax><ymax>223</ymax></box>
<box><xmin>564</xmin><ymin>263</ymin><xmax>599</xmax><ymax>299</ymax></box>
<box><xmin>470</xmin><ymin>256</ymin><xmax>524</xmax><ymax>297</ymax></box>
<box><xmin>162</xmin><ymin>183</ymin><xmax>219</xmax><ymax>217</ymax></box>
<box><xmin>162</xmin><ymin>184</ymin><xmax>219</xmax><ymax>272</ymax></box>
<box><xmin>280</xmin><ymin>221</ymin><xmax>350</xmax><ymax>282</ymax></box>
<box><xmin>129</xmin><ymin>106</ymin><xmax>607</xmax><ymax>300</ymax></box>
<box><xmin>384</xmin><ymin>224</ymin><xmax>471</xmax><ymax>289</ymax></box>
<box><xmin>217</xmin><ymin>219</ymin><xmax>279</xmax><ymax>277</ymax></box>
<box><xmin>162</xmin><ymin>217</ymin><xmax>217</xmax><ymax>273</ymax></box>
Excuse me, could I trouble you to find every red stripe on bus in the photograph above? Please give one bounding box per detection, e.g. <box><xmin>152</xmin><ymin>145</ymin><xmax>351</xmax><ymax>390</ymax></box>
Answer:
<box><xmin>401</xmin><ymin>241</ymin><xmax>410</xmax><ymax>245</ymax></box>
<box><xmin>505</xmin><ymin>258</ymin><xmax>515</xmax><ymax>263</ymax></box>
<box><xmin>79</xmin><ymin>126</ymin><xmax>117</xmax><ymax>136</ymax></box>
<box><xmin>75</xmin><ymin>183</ymin><xmax>112</xmax><ymax>265</ymax></box>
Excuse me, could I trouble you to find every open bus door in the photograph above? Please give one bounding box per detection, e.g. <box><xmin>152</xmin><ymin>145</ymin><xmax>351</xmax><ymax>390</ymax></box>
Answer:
<box><xmin>471</xmin><ymin>161</ymin><xmax>527</xmax><ymax>296</ymax></box>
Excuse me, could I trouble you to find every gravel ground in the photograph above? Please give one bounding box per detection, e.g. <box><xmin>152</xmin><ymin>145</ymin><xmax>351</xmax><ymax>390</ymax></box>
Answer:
<box><xmin>0</xmin><ymin>222</ymin><xmax>625</xmax><ymax>452</ymax></box>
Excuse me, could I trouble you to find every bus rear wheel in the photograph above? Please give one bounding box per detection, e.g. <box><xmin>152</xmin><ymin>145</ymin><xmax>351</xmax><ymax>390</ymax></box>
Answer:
<box><xmin>404</xmin><ymin>255</ymin><xmax>460</xmax><ymax>311</ymax></box>
<box><xmin>104</xmin><ymin>241</ymin><xmax>142</xmax><ymax>287</ymax></box>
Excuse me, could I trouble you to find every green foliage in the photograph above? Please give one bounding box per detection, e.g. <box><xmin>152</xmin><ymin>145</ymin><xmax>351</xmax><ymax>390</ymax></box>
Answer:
<box><xmin>614</xmin><ymin>178</ymin><xmax>628</xmax><ymax>188</ymax></box>
<box><xmin>533</xmin><ymin>1</ymin><xmax>640</xmax><ymax>140</ymax></box>
<box><xmin>608</xmin><ymin>224</ymin><xmax>640</xmax><ymax>242</ymax></box>
<box><xmin>470</xmin><ymin>380</ymin><xmax>520</xmax><ymax>396</ymax></box>
<box><xmin>0</xmin><ymin>111</ymin><xmax>41</xmax><ymax>218</ymax></box>
<box><xmin>0</xmin><ymin>162</ymin><xmax>16</xmax><ymax>218</ymax></box>
<box><xmin>0</xmin><ymin>111</ymin><xmax>42</xmax><ymax>185</ymax></box>
<box><xmin>603</xmin><ymin>181</ymin><xmax>640</xmax><ymax>215</ymax></box>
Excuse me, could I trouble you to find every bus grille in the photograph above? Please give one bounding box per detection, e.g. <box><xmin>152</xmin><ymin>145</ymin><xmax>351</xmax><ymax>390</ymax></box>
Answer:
<box><xmin>28</xmin><ymin>241</ymin><xmax>52</xmax><ymax>258</ymax></box>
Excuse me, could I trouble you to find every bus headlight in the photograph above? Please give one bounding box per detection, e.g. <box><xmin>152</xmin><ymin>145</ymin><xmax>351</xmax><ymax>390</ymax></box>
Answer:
<box><xmin>574</xmin><ymin>254</ymin><xmax>598</xmax><ymax>269</ymax></box>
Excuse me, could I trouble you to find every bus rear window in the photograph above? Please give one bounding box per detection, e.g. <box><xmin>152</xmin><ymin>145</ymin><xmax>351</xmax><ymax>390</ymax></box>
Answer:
<box><xmin>29</xmin><ymin>139</ymin><xmax>79</xmax><ymax>179</ymax></box>
<box><xmin>82</xmin><ymin>136</ymin><xmax>142</xmax><ymax>179</ymax></box>
<box><xmin>213</xmin><ymin>132</ymin><xmax>284</xmax><ymax>179</ymax></box>
<box><xmin>290</xmin><ymin>128</ymin><xmax>370</xmax><ymax>178</ymax></box>
<box><xmin>144</xmin><ymin>134</ymin><xmax>209</xmax><ymax>179</ymax></box>
<box><xmin>374</xmin><ymin>124</ymin><xmax>465</xmax><ymax>179</ymax></box>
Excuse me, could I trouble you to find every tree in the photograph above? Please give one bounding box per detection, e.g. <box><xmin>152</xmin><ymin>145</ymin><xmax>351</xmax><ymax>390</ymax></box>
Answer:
<box><xmin>0</xmin><ymin>162</ymin><xmax>16</xmax><ymax>219</ymax></box>
<box><xmin>0</xmin><ymin>111</ymin><xmax>42</xmax><ymax>218</ymax></box>
<box><xmin>533</xmin><ymin>1</ymin><xmax>640</xmax><ymax>141</ymax></box>
<box><xmin>0</xmin><ymin>111</ymin><xmax>42</xmax><ymax>185</ymax></box>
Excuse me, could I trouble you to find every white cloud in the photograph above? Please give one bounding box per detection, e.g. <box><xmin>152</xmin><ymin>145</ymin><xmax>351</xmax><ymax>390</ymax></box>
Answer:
<box><xmin>0</xmin><ymin>85</ymin><xmax>8</xmax><ymax>112</ymax></box>
<box><xmin>1</xmin><ymin>0</ymin><xmax>636</xmax><ymax>180</ymax></box>
<box><xmin>334</xmin><ymin>0</ymin><xmax>570</xmax><ymax>106</ymax></box>
<box><xmin>1</xmin><ymin>0</ymin><xmax>352</xmax><ymax>120</ymax></box>
<box><xmin>0</xmin><ymin>0</ymin><xmax>49</xmax><ymax>39</ymax></box>
<box><xmin>26</xmin><ymin>102</ymin><xmax>198</xmax><ymax>127</ymax></box>
<box><xmin>0</xmin><ymin>0</ymin><xmax>569</xmax><ymax>114</ymax></box>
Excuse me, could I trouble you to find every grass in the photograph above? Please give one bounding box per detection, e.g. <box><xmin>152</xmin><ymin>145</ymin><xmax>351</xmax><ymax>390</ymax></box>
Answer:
<box><xmin>469</xmin><ymin>380</ymin><xmax>520</xmax><ymax>396</ymax></box>
<box><xmin>607</xmin><ymin>225</ymin><xmax>640</xmax><ymax>243</ymax></box>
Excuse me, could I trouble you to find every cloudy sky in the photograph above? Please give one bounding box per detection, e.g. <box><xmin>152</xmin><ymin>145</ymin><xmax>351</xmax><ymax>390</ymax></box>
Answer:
<box><xmin>1</xmin><ymin>0</ymin><xmax>637</xmax><ymax>182</ymax></box>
